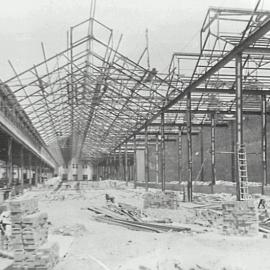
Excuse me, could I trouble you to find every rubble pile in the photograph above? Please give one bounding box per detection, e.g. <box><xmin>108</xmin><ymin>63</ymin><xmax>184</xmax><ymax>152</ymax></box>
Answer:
<box><xmin>143</xmin><ymin>191</ymin><xmax>181</xmax><ymax>209</ymax></box>
<box><xmin>222</xmin><ymin>200</ymin><xmax>258</xmax><ymax>236</ymax></box>
<box><xmin>9</xmin><ymin>198</ymin><xmax>59</xmax><ymax>270</ymax></box>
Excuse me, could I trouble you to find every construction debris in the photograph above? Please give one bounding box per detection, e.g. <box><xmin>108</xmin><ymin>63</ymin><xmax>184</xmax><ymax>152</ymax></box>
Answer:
<box><xmin>222</xmin><ymin>200</ymin><xmax>258</xmax><ymax>236</ymax></box>
<box><xmin>143</xmin><ymin>191</ymin><xmax>181</xmax><ymax>209</ymax></box>
<box><xmin>87</xmin><ymin>203</ymin><xmax>191</xmax><ymax>233</ymax></box>
<box><xmin>9</xmin><ymin>198</ymin><xmax>59</xmax><ymax>270</ymax></box>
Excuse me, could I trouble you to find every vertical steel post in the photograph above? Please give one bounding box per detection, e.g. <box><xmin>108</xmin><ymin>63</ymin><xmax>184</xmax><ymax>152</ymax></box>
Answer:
<box><xmin>20</xmin><ymin>146</ymin><xmax>24</xmax><ymax>189</ymax></box>
<box><xmin>200</xmin><ymin>127</ymin><xmax>204</xmax><ymax>181</ymax></box>
<box><xmin>113</xmin><ymin>153</ymin><xmax>117</xmax><ymax>179</ymax></box>
<box><xmin>231</xmin><ymin>122</ymin><xmax>236</xmax><ymax>182</ymax></box>
<box><xmin>7</xmin><ymin>137</ymin><xmax>13</xmax><ymax>186</ymax></box>
<box><xmin>28</xmin><ymin>153</ymin><xmax>32</xmax><ymax>185</ymax></box>
<box><xmin>145</xmin><ymin>126</ymin><xmax>149</xmax><ymax>191</ymax></box>
<box><xmin>125</xmin><ymin>141</ymin><xmax>128</xmax><ymax>185</ymax></box>
<box><xmin>34</xmin><ymin>161</ymin><xmax>38</xmax><ymax>186</ymax></box>
<box><xmin>161</xmin><ymin>112</ymin><xmax>166</xmax><ymax>191</ymax></box>
<box><xmin>187</xmin><ymin>92</ymin><xmax>193</xmax><ymax>201</ymax></box>
<box><xmin>133</xmin><ymin>136</ymin><xmax>137</xmax><ymax>188</ymax></box>
<box><xmin>262</xmin><ymin>94</ymin><xmax>267</xmax><ymax>194</ymax></box>
<box><xmin>211</xmin><ymin>112</ymin><xmax>216</xmax><ymax>190</ymax></box>
<box><xmin>235</xmin><ymin>54</ymin><xmax>243</xmax><ymax>201</ymax></box>
<box><xmin>155</xmin><ymin>134</ymin><xmax>159</xmax><ymax>184</ymax></box>
<box><xmin>118</xmin><ymin>148</ymin><xmax>122</xmax><ymax>180</ymax></box>
<box><xmin>178</xmin><ymin>126</ymin><xmax>182</xmax><ymax>184</ymax></box>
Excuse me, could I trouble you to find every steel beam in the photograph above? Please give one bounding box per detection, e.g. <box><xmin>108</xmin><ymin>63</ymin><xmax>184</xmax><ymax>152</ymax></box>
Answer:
<box><xmin>116</xmin><ymin>18</ymin><xmax>270</xmax><ymax>150</ymax></box>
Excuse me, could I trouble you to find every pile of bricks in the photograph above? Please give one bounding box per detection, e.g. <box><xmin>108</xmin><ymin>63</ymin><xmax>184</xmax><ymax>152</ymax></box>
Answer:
<box><xmin>142</xmin><ymin>191</ymin><xmax>181</xmax><ymax>209</ymax></box>
<box><xmin>222</xmin><ymin>200</ymin><xmax>258</xmax><ymax>236</ymax></box>
<box><xmin>9</xmin><ymin>198</ymin><xmax>59</xmax><ymax>270</ymax></box>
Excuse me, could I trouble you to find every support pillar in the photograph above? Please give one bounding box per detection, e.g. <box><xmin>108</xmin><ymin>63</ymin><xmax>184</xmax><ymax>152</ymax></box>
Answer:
<box><xmin>20</xmin><ymin>146</ymin><xmax>24</xmax><ymax>189</ymax></box>
<box><xmin>7</xmin><ymin>137</ymin><xmax>13</xmax><ymax>186</ymax></box>
<box><xmin>235</xmin><ymin>53</ymin><xmax>243</xmax><ymax>201</ymax></box>
<box><xmin>231</xmin><ymin>122</ymin><xmax>236</xmax><ymax>182</ymax></box>
<box><xmin>133</xmin><ymin>136</ymin><xmax>137</xmax><ymax>188</ymax></box>
<box><xmin>262</xmin><ymin>94</ymin><xmax>267</xmax><ymax>194</ymax></box>
<box><xmin>155</xmin><ymin>134</ymin><xmax>159</xmax><ymax>184</ymax></box>
<box><xmin>145</xmin><ymin>127</ymin><xmax>149</xmax><ymax>191</ymax></box>
<box><xmin>28</xmin><ymin>154</ymin><xmax>32</xmax><ymax>185</ymax></box>
<box><xmin>125</xmin><ymin>141</ymin><xmax>128</xmax><ymax>185</ymax></box>
<box><xmin>211</xmin><ymin>112</ymin><xmax>216</xmax><ymax>190</ymax></box>
<box><xmin>177</xmin><ymin>126</ymin><xmax>182</xmax><ymax>184</ymax></box>
<box><xmin>187</xmin><ymin>92</ymin><xmax>193</xmax><ymax>201</ymax></box>
<box><xmin>161</xmin><ymin>112</ymin><xmax>166</xmax><ymax>191</ymax></box>
<box><xmin>200</xmin><ymin>127</ymin><xmax>204</xmax><ymax>182</ymax></box>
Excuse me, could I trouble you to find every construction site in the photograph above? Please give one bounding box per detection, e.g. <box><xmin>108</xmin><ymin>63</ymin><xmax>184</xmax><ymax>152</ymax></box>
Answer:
<box><xmin>1</xmin><ymin>0</ymin><xmax>270</xmax><ymax>269</ymax></box>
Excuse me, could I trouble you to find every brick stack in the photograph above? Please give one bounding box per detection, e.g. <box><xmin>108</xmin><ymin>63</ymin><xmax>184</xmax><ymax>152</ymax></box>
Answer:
<box><xmin>9</xmin><ymin>198</ymin><xmax>59</xmax><ymax>270</ymax></box>
<box><xmin>143</xmin><ymin>191</ymin><xmax>181</xmax><ymax>209</ymax></box>
<box><xmin>222</xmin><ymin>200</ymin><xmax>258</xmax><ymax>236</ymax></box>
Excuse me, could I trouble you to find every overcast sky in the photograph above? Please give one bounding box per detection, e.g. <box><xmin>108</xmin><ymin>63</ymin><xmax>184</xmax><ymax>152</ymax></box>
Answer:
<box><xmin>0</xmin><ymin>0</ymin><xmax>269</xmax><ymax>80</ymax></box>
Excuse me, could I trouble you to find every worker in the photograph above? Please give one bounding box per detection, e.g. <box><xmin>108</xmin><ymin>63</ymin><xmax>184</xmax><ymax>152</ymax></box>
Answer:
<box><xmin>144</xmin><ymin>68</ymin><xmax>157</xmax><ymax>83</ymax></box>
<box><xmin>258</xmin><ymin>198</ymin><xmax>266</xmax><ymax>209</ymax></box>
<box><xmin>0</xmin><ymin>210</ymin><xmax>11</xmax><ymax>250</ymax></box>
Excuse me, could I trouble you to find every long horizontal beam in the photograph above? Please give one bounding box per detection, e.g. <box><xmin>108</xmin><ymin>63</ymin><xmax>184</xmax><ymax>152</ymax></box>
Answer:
<box><xmin>166</xmin><ymin>109</ymin><xmax>269</xmax><ymax>116</ymax></box>
<box><xmin>192</xmin><ymin>87</ymin><xmax>270</xmax><ymax>95</ymax></box>
<box><xmin>114</xmin><ymin>16</ymin><xmax>270</xmax><ymax>151</ymax></box>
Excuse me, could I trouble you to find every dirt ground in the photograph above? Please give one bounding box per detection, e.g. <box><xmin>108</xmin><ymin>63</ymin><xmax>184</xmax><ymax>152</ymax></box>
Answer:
<box><xmin>5</xmin><ymin>183</ymin><xmax>270</xmax><ymax>270</ymax></box>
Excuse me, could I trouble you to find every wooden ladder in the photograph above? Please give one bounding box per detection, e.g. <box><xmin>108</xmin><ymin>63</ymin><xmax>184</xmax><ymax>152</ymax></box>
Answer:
<box><xmin>238</xmin><ymin>144</ymin><xmax>249</xmax><ymax>200</ymax></box>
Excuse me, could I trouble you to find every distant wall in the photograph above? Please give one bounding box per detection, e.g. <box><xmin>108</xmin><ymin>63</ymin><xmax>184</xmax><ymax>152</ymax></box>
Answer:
<box><xmin>136</xmin><ymin>115</ymin><xmax>270</xmax><ymax>184</ymax></box>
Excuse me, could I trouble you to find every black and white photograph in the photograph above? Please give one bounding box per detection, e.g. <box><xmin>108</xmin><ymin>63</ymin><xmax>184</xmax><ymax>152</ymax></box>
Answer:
<box><xmin>0</xmin><ymin>0</ymin><xmax>270</xmax><ymax>269</ymax></box>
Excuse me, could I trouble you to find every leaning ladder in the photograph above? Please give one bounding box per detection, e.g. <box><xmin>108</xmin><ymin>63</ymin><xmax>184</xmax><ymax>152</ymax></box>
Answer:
<box><xmin>238</xmin><ymin>144</ymin><xmax>249</xmax><ymax>200</ymax></box>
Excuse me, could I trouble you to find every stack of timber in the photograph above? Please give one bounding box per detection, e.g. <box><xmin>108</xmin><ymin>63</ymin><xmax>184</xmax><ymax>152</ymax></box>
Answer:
<box><xmin>9</xmin><ymin>198</ymin><xmax>59</xmax><ymax>270</ymax></box>
<box><xmin>222</xmin><ymin>200</ymin><xmax>258</xmax><ymax>236</ymax></box>
<box><xmin>87</xmin><ymin>202</ymin><xmax>190</xmax><ymax>233</ymax></box>
<box><xmin>143</xmin><ymin>191</ymin><xmax>181</xmax><ymax>209</ymax></box>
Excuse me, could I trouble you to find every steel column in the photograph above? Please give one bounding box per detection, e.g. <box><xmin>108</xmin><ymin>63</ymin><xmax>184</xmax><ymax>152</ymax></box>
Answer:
<box><xmin>211</xmin><ymin>112</ymin><xmax>216</xmax><ymax>189</ymax></box>
<box><xmin>262</xmin><ymin>94</ymin><xmax>267</xmax><ymax>194</ymax></box>
<box><xmin>187</xmin><ymin>92</ymin><xmax>193</xmax><ymax>201</ymax></box>
<box><xmin>200</xmin><ymin>128</ymin><xmax>204</xmax><ymax>181</ymax></box>
<box><xmin>155</xmin><ymin>134</ymin><xmax>159</xmax><ymax>184</ymax></box>
<box><xmin>133</xmin><ymin>136</ymin><xmax>137</xmax><ymax>188</ymax></box>
<box><xmin>7</xmin><ymin>137</ymin><xmax>13</xmax><ymax>186</ymax></box>
<box><xmin>231</xmin><ymin>122</ymin><xmax>236</xmax><ymax>182</ymax></box>
<box><xmin>235</xmin><ymin>53</ymin><xmax>243</xmax><ymax>201</ymax></box>
<box><xmin>177</xmin><ymin>126</ymin><xmax>182</xmax><ymax>184</ymax></box>
<box><xmin>118</xmin><ymin>149</ymin><xmax>121</xmax><ymax>180</ymax></box>
<box><xmin>161</xmin><ymin>112</ymin><xmax>166</xmax><ymax>191</ymax></box>
<box><xmin>145</xmin><ymin>127</ymin><xmax>149</xmax><ymax>191</ymax></box>
<box><xmin>125</xmin><ymin>141</ymin><xmax>128</xmax><ymax>185</ymax></box>
<box><xmin>28</xmin><ymin>153</ymin><xmax>32</xmax><ymax>185</ymax></box>
<box><xmin>20</xmin><ymin>146</ymin><xmax>24</xmax><ymax>189</ymax></box>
